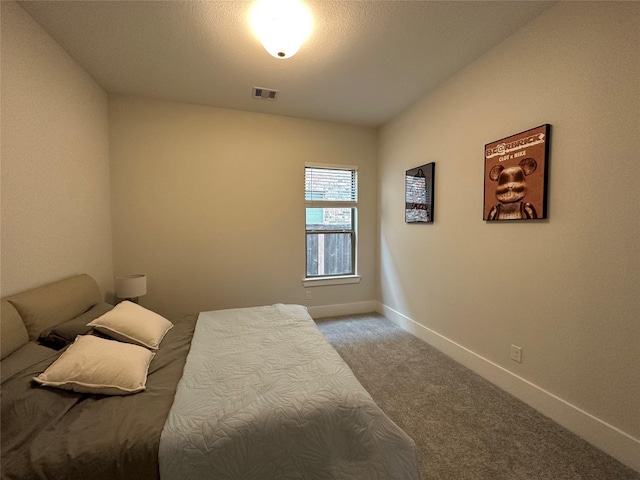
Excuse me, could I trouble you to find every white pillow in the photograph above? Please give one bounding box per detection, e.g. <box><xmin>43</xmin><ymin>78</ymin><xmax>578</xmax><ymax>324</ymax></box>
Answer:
<box><xmin>33</xmin><ymin>335</ymin><xmax>154</xmax><ymax>396</ymax></box>
<box><xmin>87</xmin><ymin>301</ymin><xmax>173</xmax><ymax>350</ymax></box>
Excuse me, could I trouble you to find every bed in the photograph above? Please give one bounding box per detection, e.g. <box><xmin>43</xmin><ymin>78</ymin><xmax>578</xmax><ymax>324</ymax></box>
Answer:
<box><xmin>1</xmin><ymin>274</ymin><xmax>420</xmax><ymax>479</ymax></box>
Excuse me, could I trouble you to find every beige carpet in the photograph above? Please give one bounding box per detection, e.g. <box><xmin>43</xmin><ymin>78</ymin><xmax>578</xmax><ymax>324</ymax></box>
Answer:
<box><xmin>315</xmin><ymin>313</ymin><xmax>639</xmax><ymax>480</ymax></box>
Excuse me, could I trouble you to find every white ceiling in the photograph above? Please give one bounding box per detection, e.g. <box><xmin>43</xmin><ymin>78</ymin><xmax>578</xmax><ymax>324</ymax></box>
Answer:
<box><xmin>18</xmin><ymin>1</ymin><xmax>555</xmax><ymax>127</ymax></box>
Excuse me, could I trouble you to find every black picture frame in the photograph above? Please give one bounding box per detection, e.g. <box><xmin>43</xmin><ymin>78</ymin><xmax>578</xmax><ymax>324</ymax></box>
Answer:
<box><xmin>405</xmin><ymin>162</ymin><xmax>435</xmax><ymax>223</ymax></box>
<box><xmin>483</xmin><ymin>124</ymin><xmax>551</xmax><ymax>221</ymax></box>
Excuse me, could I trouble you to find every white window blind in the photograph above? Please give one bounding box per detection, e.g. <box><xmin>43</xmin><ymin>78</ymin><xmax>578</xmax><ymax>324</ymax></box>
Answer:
<box><xmin>305</xmin><ymin>166</ymin><xmax>357</xmax><ymax>208</ymax></box>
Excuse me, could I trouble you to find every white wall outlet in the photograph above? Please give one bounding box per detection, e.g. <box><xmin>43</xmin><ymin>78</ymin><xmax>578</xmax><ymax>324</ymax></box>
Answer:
<box><xmin>510</xmin><ymin>344</ymin><xmax>523</xmax><ymax>363</ymax></box>
<box><xmin>305</xmin><ymin>290</ymin><xmax>312</xmax><ymax>300</ymax></box>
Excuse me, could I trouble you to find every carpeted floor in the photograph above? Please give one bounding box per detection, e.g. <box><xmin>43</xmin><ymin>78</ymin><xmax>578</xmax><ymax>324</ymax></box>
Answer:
<box><xmin>315</xmin><ymin>313</ymin><xmax>639</xmax><ymax>480</ymax></box>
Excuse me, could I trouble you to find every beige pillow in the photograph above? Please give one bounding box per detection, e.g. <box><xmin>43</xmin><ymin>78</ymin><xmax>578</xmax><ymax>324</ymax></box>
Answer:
<box><xmin>33</xmin><ymin>335</ymin><xmax>154</xmax><ymax>396</ymax></box>
<box><xmin>87</xmin><ymin>301</ymin><xmax>173</xmax><ymax>350</ymax></box>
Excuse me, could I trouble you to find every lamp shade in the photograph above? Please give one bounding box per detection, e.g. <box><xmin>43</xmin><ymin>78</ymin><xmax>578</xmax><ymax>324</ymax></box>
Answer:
<box><xmin>250</xmin><ymin>0</ymin><xmax>313</xmax><ymax>59</ymax></box>
<box><xmin>115</xmin><ymin>274</ymin><xmax>147</xmax><ymax>299</ymax></box>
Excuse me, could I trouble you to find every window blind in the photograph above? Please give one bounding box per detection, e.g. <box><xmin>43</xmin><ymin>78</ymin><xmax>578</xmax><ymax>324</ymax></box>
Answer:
<box><xmin>305</xmin><ymin>166</ymin><xmax>357</xmax><ymax>208</ymax></box>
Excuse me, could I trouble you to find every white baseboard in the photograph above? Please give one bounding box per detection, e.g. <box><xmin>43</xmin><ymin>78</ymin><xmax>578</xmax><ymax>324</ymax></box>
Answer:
<box><xmin>307</xmin><ymin>301</ymin><xmax>377</xmax><ymax>320</ymax></box>
<box><xmin>377</xmin><ymin>302</ymin><xmax>640</xmax><ymax>473</ymax></box>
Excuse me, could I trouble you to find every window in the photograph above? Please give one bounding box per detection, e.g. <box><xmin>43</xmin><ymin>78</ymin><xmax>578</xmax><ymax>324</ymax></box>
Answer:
<box><xmin>305</xmin><ymin>165</ymin><xmax>357</xmax><ymax>278</ymax></box>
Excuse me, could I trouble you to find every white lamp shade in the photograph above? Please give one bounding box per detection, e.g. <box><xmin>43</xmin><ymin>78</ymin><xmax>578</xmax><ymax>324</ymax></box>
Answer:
<box><xmin>115</xmin><ymin>274</ymin><xmax>147</xmax><ymax>299</ymax></box>
<box><xmin>250</xmin><ymin>0</ymin><xmax>313</xmax><ymax>59</ymax></box>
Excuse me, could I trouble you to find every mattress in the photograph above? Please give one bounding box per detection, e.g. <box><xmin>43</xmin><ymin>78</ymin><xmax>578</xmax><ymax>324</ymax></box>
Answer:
<box><xmin>2</xmin><ymin>303</ymin><xmax>419</xmax><ymax>479</ymax></box>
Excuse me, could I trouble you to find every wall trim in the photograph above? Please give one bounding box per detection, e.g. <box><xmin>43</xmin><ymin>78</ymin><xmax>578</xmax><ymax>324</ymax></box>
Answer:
<box><xmin>377</xmin><ymin>302</ymin><xmax>640</xmax><ymax>473</ymax></box>
<box><xmin>307</xmin><ymin>301</ymin><xmax>377</xmax><ymax>319</ymax></box>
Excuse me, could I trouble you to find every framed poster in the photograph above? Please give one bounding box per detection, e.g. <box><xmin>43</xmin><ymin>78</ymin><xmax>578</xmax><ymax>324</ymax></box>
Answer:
<box><xmin>483</xmin><ymin>124</ymin><xmax>550</xmax><ymax>221</ymax></box>
<box><xmin>405</xmin><ymin>162</ymin><xmax>435</xmax><ymax>223</ymax></box>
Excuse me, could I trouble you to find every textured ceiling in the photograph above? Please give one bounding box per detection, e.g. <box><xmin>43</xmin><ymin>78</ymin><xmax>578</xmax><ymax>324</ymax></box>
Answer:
<box><xmin>18</xmin><ymin>1</ymin><xmax>555</xmax><ymax>127</ymax></box>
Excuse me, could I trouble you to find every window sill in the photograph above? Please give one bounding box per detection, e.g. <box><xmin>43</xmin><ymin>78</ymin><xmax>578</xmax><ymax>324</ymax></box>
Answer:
<box><xmin>302</xmin><ymin>275</ymin><xmax>361</xmax><ymax>287</ymax></box>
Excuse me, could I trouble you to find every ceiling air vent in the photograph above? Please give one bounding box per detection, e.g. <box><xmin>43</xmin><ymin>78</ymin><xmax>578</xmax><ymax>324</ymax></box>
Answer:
<box><xmin>252</xmin><ymin>86</ymin><xmax>279</xmax><ymax>101</ymax></box>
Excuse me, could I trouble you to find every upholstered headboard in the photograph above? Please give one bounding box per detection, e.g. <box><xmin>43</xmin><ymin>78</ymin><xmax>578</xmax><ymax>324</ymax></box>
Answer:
<box><xmin>0</xmin><ymin>300</ymin><xmax>29</xmax><ymax>360</ymax></box>
<box><xmin>1</xmin><ymin>274</ymin><xmax>102</xmax><ymax>359</ymax></box>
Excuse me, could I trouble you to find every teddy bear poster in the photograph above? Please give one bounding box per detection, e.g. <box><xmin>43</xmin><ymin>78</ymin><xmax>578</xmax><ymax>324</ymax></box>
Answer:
<box><xmin>483</xmin><ymin>124</ymin><xmax>551</xmax><ymax>221</ymax></box>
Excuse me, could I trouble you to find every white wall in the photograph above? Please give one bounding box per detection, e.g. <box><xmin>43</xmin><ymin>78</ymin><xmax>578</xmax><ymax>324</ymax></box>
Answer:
<box><xmin>378</xmin><ymin>1</ymin><xmax>639</xmax><ymax>470</ymax></box>
<box><xmin>109</xmin><ymin>96</ymin><xmax>377</xmax><ymax>318</ymax></box>
<box><xmin>0</xmin><ymin>2</ymin><xmax>113</xmax><ymax>298</ymax></box>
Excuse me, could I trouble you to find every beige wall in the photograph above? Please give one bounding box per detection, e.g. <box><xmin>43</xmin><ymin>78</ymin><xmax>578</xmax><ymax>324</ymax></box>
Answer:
<box><xmin>379</xmin><ymin>0</ymin><xmax>639</xmax><ymax>451</ymax></box>
<box><xmin>0</xmin><ymin>2</ymin><xmax>113</xmax><ymax>298</ymax></box>
<box><xmin>109</xmin><ymin>96</ymin><xmax>377</xmax><ymax>318</ymax></box>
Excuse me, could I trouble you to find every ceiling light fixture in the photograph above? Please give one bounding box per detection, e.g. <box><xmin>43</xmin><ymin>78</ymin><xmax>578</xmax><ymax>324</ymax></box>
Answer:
<box><xmin>250</xmin><ymin>0</ymin><xmax>313</xmax><ymax>59</ymax></box>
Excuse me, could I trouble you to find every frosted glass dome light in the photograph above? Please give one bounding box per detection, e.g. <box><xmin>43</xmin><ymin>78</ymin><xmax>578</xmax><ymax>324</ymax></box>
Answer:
<box><xmin>250</xmin><ymin>0</ymin><xmax>313</xmax><ymax>59</ymax></box>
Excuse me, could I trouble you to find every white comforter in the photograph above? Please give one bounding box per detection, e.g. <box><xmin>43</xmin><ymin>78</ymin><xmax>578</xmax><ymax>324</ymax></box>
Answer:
<box><xmin>159</xmin><ymin>304</ymin><xmax>420</xmax><ymax>479</ymax></box>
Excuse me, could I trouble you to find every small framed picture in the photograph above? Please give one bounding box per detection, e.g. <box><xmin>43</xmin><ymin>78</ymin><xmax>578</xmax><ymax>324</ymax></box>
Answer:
<box><xmin>405</xmin><ymin>162</ymin><xmax>435</xmax><ymax>223</ymax></box>
<box><xmin>483</xmin><ymin>124</ymin><xmax>550</xmax><ymax>221</ymax></box>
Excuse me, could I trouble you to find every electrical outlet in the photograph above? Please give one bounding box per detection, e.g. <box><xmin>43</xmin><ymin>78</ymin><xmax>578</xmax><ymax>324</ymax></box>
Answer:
<box><xmin>510</xmin><ymin>344</ymin><xmax>522</xmax><ymax>363</ymax></box>
<box><xmin>305</xmin><ymin>290</ymin><xmax>312</xmax><ymax>300</ymax></box>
